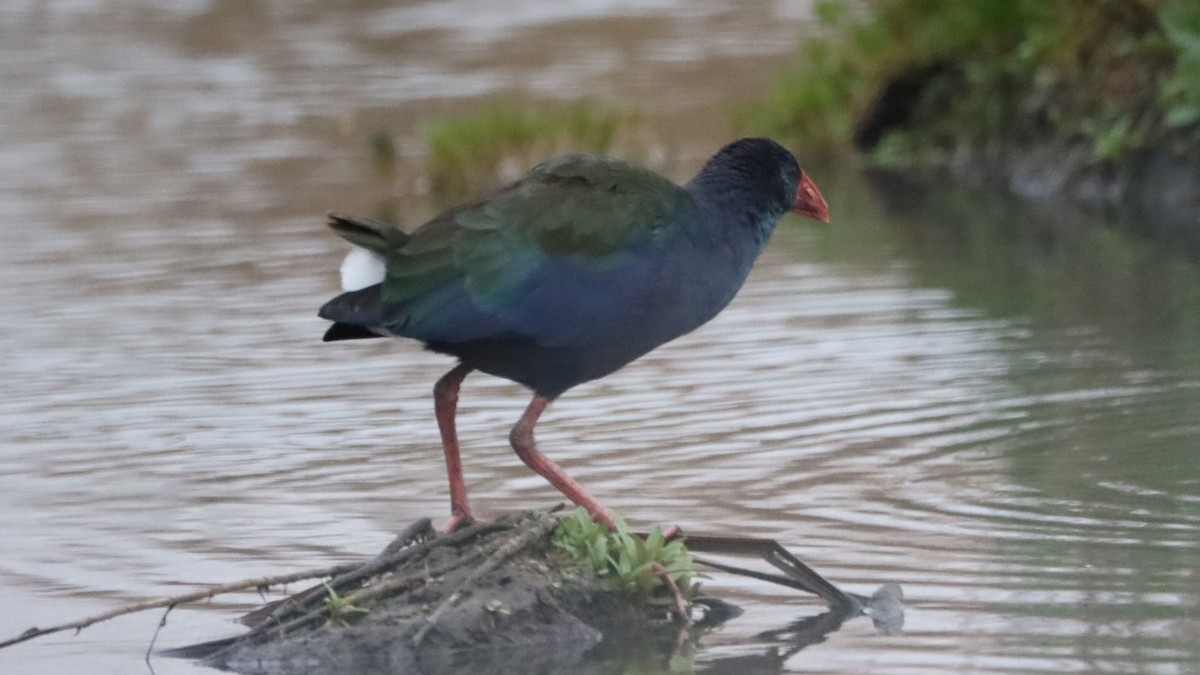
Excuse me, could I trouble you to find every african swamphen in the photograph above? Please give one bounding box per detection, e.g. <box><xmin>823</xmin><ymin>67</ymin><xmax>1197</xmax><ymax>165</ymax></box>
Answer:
<box><xmin>319</xmin><ymin>138</ymin><xmax>829</xmax><ymax>531</ymax></box>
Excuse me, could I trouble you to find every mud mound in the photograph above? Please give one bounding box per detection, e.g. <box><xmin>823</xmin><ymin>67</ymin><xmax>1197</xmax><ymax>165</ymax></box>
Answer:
<box><xmin>167</xmin><ymin>511</ymin><xmax>691</xmax><ymax>675</ymax></box>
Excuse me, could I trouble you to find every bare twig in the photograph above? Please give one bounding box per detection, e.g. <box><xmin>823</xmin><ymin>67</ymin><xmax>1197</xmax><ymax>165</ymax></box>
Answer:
<box><xmin>0</xmin><ymin>562</ymin><xmax>359</xmax><ymax>650</ymax></box>
<box><xmin>237</xmin><ymin>519</ymin><xmax>503</xmax><ymax>632</ymax></box>
<box><xmin>198</xmin><ymin>519</ymin><xmax>507</xmax><ymax>664</ymax></box>
<box><xmin>231</xmin><ymin>547</ymin><xmax>489</xmax><ymax>656</ymax></box>
<box><xmin>235</xmin><ymin>517</ymin><xmax>441</xmax><ymax>630</ymax></box>
<box><xmin>145</xmin><ymin>604</ymin><xmax>174</xmax><ymax>665</ymax></box>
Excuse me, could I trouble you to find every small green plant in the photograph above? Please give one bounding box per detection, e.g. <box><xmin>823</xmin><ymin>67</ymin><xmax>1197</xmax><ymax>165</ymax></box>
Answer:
<box><xmin>422</xmin><ymin>97</ymin><xmax>634</xmax><ymax>204</ymax></box>
<box><xmin>553</xmin><ymin>508</ymin><xmax>696</xmax><ymax>601</ymax></box>
<box><xmin>322</xmin><ymin>582</ymin><xmax>369</xmax><ymax>626</ymax></box>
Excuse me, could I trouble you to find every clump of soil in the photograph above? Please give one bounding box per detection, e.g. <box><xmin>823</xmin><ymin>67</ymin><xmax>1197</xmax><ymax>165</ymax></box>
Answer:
<box><xmin>167</xmin><ymin>511</ymin><xmax>694</xmax><ymax>675</ymax></box>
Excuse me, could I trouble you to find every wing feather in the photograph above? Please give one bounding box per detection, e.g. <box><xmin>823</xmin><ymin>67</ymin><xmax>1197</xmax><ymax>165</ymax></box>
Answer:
<box><xmin>379</xmin><ymin>155</ymin><xmax>693</xmax><ymax>343</ymax></box>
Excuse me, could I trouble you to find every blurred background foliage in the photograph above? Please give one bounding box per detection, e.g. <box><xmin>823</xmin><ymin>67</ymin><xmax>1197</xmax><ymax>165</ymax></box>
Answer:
<box><xmin>739</xmin><ymin>0</ymin><xmax>1200</xmax><ymax>164</ymax></box>
<box><xmin>419</xmin><ymin>97</ymin><xmax>636</xmax><ymax>206</ymax></box>
<box><xmin>362</xmin><ymin>0</ymin><xmax>1200</xmax><ymax>220</ymax></box>
<box><xmin>394</xmin><ymin>1</ymin><xmax>1200</xmax><ymax>199</ymax></box>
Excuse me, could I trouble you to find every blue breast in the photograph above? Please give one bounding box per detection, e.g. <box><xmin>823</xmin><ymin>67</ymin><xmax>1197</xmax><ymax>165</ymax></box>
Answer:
<box><xmin>403</xmin><ymin>228</ymin><xmax>758</xmax><ymax>397</ymax></box>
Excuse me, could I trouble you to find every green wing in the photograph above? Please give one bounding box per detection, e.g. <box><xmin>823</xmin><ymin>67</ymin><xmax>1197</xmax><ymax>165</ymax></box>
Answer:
<box><xmin>382</xmin><ymin>154</ymin><xmax>693</xmax><ymax>317</ymax></box>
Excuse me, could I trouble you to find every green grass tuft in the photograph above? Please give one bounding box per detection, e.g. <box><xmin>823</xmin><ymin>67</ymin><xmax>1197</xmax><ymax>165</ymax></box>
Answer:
<box><xmin>422</xmin><ymin>98</ymin><xmax>634</xmax><ymax>205</ymax></box>
<box><xmin>553</xmin><ymin>508</ymin><xmax>696</xmax><ymax>602</ymax></box>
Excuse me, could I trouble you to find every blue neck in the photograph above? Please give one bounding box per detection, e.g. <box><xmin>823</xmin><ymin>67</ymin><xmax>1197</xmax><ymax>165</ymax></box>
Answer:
<box><xmin>685</xmin><ymin>176</ymin><xmax>788</xmax><ymax>253</ymax></box>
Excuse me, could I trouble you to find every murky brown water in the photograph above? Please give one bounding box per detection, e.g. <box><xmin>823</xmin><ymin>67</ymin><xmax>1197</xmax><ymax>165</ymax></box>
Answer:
<box><xmin>3</xmin><ymin>2</ymin><xmax>1199</xmax><ymax>674</ymax></box>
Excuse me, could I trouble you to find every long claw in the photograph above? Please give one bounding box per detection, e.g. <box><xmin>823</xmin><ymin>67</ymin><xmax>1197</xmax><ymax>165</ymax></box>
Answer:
<box><xmin>651</xmin><ymin>562</ymin><xmax>689</xmax><ymax>622</ymax></box>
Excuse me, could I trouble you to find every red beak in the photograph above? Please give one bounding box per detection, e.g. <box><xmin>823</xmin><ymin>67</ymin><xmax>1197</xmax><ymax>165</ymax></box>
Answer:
<box><xmin>792</xmin><ymin>173</ymin><xmax>830</xmax><ymax>223</ymax></box>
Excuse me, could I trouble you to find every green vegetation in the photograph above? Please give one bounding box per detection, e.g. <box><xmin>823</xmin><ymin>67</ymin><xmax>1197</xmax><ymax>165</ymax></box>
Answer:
<box><xmin>422</xmin><ymin>97</ymin><xmax>634</xmax><ymax>204</ymax></box>
<box><xmin>321</xmin><ymin>582</ymin><xmax>369</xmax><ymax>626</ymax></box>
<box><xmin>1160</xmin><ymin>1</ymin><xmax>1200</xmax><ymax>126</ymax></box>
<box><xmin>553</xmin><ymin>508</ymin><xmax>696</xmax><ymax>603</ymax></box>
<box><xmin>743</xmin><ymin>0</ymin><xmax>1200</xmax><ymax>164</ymax></box>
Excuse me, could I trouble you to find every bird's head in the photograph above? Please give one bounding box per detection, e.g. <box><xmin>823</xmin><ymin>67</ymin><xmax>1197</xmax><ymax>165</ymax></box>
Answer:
<box><xmin>696</xmin><ymin>138</ymin><xmax>830</xmax><ymax>226</ymax></box>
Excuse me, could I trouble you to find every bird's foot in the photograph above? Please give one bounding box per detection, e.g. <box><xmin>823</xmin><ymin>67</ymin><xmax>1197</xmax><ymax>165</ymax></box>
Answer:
<box><xmin>440</xmin><ymin>511</ymin><xmax>478</xmax><ymax>534</ymax></box>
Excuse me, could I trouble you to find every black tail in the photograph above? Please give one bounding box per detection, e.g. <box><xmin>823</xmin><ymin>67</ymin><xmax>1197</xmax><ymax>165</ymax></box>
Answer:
<box><xmin>318</xmin><ymin>284</ymin><xmax>385</xmax><ymax>342</ymax></box>
<box><xmin>326</xmin><ymin>213</ymin><xmax>409</xmax><ymax>253</ymax></box>
<box><xmin>323</xmin><ymin>322</ymin><xmax>384</xmax><ymax>341</ymax></box>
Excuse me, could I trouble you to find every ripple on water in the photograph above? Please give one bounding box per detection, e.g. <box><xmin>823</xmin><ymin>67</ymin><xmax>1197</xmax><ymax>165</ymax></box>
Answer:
<box><xmin>2</xmin><ymin>4</ymin><xmax>1199</xmax><ymax>668</ymax></box>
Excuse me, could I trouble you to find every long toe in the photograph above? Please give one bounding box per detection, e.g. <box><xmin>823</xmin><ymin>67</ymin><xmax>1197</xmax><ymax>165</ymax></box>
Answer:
<box><xmin>440</xmin><ymin>511</ymin><xmax>478</xmax><ymax>534</ymax></box>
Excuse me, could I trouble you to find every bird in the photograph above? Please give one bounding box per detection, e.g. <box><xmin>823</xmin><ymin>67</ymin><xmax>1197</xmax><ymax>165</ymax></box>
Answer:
<box><xmin>319</xmin><ymin>138</ymin><xmax>829</xmax><ymax>532</ymax></box>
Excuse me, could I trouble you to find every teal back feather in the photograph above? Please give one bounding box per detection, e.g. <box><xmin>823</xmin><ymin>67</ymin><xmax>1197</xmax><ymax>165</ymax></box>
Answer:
<box><xmin>380</xmin><ymin>154</ymin><xmax>691</xmax><ymax>332</ymax></box>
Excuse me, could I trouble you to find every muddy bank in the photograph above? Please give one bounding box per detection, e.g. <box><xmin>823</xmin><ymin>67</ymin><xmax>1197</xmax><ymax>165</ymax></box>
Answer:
<box><xmin>825</xmin><ymin>1</ymin><xmax>1200</xmax><ymax>241</ymax></box>
<box><xmin>854</xmin><ymin>66</ymin><xmax>1200</xmax><ymax>243</ymax></box>
<box><xmin>932</xmin><ymin>138</ymin><xmax>1200</xmax><ymax>250</ymax></box>
<box><xmin>164</xmin><ymin>512</ymin><xmax>709</xmax><ymax>675</ymax></box>
<box><xmin>945</xmin><ymin>138</ymin><xmax>1200</xmax><ymax>243</ymax></box>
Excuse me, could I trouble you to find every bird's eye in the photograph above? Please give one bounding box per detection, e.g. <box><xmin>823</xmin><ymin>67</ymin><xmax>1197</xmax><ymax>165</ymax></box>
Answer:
<box><xmin>781</xmin><ymin>166</ymin><xmax>799</xmax><ymax>191</ymax></box>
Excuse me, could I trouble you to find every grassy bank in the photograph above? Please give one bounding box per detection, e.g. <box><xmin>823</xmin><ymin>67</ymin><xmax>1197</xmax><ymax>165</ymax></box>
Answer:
<box><xmin>742</xmin><ymin>0</ymin><xmax>1200</xmax><ymax>166</ymax></box>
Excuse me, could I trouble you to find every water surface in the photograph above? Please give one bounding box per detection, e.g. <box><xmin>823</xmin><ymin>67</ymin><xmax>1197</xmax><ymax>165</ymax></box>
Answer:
<box><xmin>1</xmin><ymin>3</ymin><xmax>1198</xmax><ymax>674</ymax></box>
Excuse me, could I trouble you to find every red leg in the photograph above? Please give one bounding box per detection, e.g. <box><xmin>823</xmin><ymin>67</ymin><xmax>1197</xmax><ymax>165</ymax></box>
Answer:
<box><xmin>509</xmin><ymin>395</ymin><xmax>616</xmax><ymax>530</ymax></box>
<box><xmin>511</xmin><ymin>397</ymin><xmax>689</xmax><ymax>613</ymax></box>
<box><xmin>434</xmin><ymin>364</ymin><xmax>474</xmax><ymax>532</ymax></box>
